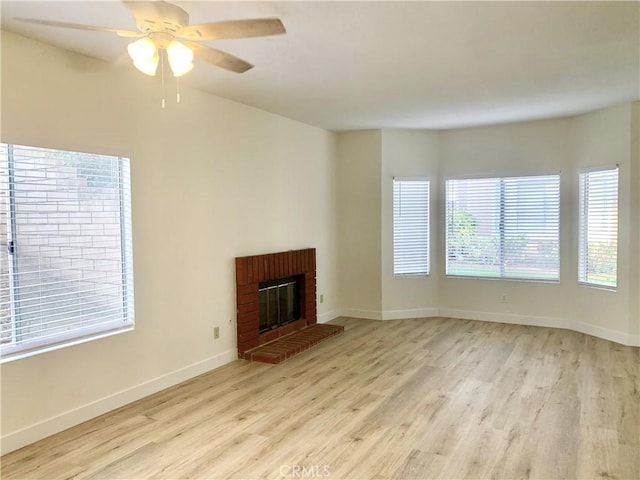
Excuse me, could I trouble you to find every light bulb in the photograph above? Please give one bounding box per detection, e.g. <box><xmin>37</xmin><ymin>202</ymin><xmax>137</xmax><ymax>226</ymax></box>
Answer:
<box><xmin>128</xmin><ymin>38</ymin><xmax>159</xmax><ymax>76</ymax></box>
<box><xmin>166</xmin><ymin>41</ymin><xmax>194</xmax><ymax>77</ymax></box>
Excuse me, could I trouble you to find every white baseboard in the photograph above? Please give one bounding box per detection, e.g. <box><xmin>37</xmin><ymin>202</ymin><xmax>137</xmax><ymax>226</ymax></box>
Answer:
<box><xmin>1</xmin><ymin>348</ymin><xmax>237</xmax><ymax>455</ymax></box>
<box><xmin>317</xmin><ymin>310</ymin><xmax>342</xmax><ymax>324</ymax></box>
<box><xmin>439</xmin><ymin>308</ymin><xmax>639</xmax><ymax>347</ymax></box>
<box><xmin>337</xmin><ymin>306</ymin><xmax>639</xmax><ymax>346</ymax></box>
<box><xmin>439</xmin><ymin>308</ymin><xmax>564</xmax><ymax>329</ymax></box>
<box><xmin>626</xmin><ymin>333</ymin><xmax>640</xmax><ymax>347</ymax></box>
<box><xmin>569</xmin><ymin>318</ymin><xmax>640</xmax><ymax>347</ymax></box>
<box><xmin>381</xmin><ymin>307</ymin><xmax>440</xmax><ymax>320</ymax></box>
<box><xmin>337</xmin><ymin>307</ymin><xmax>439</xmax><ymax>321</ymax></box>
<box><xmin>339</xmin><ymin>308</ymin><xmax>383</xmax><ymax>320</ymax></box>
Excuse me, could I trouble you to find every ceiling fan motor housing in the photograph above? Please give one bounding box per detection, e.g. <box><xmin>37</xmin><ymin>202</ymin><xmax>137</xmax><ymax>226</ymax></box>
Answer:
<box><xmin>135</xmin><ymin>1</ymin><xmax>189</xmax><ymax>35</ymax></box>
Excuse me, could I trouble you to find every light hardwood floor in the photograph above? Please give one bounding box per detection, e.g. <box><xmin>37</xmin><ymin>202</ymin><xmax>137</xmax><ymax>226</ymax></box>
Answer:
<box><xmin>2</xmin><ymin>317</ymin><xmax>639</xmax><ymax>479</ymax></box>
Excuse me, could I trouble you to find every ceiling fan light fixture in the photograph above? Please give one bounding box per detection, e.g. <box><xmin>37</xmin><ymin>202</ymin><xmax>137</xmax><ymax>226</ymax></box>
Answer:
<box><xmin>166</xmin><ymin>40</ymin><xmax>194</xmax><ymax>77</ymax></box>
<box><xmin>128</xmin><ymin>37</ymin><xmax>159</xmax><ymax>76</ymax></box>
<box><xmin>128</xmin><ymin>36</ymin><xmax>155</xmax><ymax>60</ymax></box>
<box><xmin>132</xmin><ymin>56</ymin><xmax>159</xmax><ymax>76</ymax></box>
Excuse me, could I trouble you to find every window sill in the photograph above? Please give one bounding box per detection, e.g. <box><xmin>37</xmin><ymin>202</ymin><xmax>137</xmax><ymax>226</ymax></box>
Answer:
<box><xmin>445</xmin><ymin>275</ymin><xmax>560</xmax><ymax>284</ymax></box>
<box><xmin>1</xmin><ymin>324</ymin><xmax>134</xmax><ymax>364</ymax></box>
<box><xmin>578</xmin><ymin>281</ymin><xmax>617</xmax><ymax>292</ymax></box>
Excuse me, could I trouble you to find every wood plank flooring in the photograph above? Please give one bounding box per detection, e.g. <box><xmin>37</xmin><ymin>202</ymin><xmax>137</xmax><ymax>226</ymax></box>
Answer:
<box><xmin>2</xmin><ymin>317</ymin><xmax>639</xmax><ymax>479</ymax></box>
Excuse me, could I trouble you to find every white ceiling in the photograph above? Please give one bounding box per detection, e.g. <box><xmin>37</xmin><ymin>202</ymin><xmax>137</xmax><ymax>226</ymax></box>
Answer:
<box><xmin>2</xmin><ymin>1</ymin><xmax>639</xmax><ymax>131</ymax></box>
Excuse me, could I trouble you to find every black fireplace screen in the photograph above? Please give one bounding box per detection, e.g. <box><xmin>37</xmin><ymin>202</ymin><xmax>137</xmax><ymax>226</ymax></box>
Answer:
<box><xmin>258</xmin><ymin>276</ymin><xmax>301</xmax><ymax>333</ymax></box>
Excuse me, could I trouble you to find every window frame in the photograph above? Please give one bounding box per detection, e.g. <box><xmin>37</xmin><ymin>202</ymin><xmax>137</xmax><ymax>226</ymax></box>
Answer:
<box><xmin>578</xmin><ymin>165</ymin><xmax>619</xmax><ymax>290</ymax></box>
<box><xmin>445</xmin><ymin>172</ymin><xmax>561</xmax><ymax>282</ymax></box>
<box><xmin>392</xmin><ymin>176</ymin><xmax>430</xmax><ymax>277</ymax></box>
<box><xmin>1</xmin><ymin>143</ymin><xmax>135</xmax><ymax>363</ymax></box>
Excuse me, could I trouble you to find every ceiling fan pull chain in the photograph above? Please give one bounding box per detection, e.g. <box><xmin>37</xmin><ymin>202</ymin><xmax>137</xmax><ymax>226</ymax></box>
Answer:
<box><xmin>161</xmin><ymin>48</ymin><xmax>166</xmax><ymax>109</ymax></box>
<box><xmin>176</xmin><ymin>77</ymin><xmax>181</xmax><ymax>104</ymax></box>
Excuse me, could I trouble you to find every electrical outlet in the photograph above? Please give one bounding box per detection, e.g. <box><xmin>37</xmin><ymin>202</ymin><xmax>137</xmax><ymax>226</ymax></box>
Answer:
<box><xmin>320</xmin><ymin>294</ymin><xmax>324</xmax><ymax>303</ymax></box>
<box><xmin>214</xmin><ymin>326</ymin><xmax>220</xmax><ymax>339</ymax></box>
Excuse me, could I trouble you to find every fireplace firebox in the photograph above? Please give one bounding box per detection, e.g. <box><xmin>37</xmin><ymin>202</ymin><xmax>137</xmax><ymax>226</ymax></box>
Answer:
<box><xmin>258</xmin><ymin>275</ymin><xmax>301</xmax><ymax>333</ymax></box>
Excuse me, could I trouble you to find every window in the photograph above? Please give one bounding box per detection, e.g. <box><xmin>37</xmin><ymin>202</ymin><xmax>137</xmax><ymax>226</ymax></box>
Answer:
<box><xmin>393</xmin><ymin>177</ymin><xmax>429</xmax><ymax>276</ymax></box>
<box><xmin>1</xmin><ymin>144</ymin><xmax>134</xmax><ymax>362</ymax></box>
<box><xmin>578</xmin><ymin>167</ymin><xmax>618</xmax><ymax>289</ymax></box>
<box><xmin>446</xmin><ymin>174</ymin><xmax>560</xmax><ymax>281</ymax></box>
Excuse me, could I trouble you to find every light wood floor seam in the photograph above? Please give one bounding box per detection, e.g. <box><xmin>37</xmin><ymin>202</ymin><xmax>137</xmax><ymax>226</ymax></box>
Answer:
<box><xmin>2</xmin><ymin>317</ymin><xmax>638</xmax><ymax>479</ymax></box>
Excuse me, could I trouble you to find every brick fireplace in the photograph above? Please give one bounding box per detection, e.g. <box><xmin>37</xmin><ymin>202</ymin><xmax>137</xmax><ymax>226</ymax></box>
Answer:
<box><xmin>235</xmin><ymin>248</ymin><xmax>317</xmax><ymax>358</ymax></box>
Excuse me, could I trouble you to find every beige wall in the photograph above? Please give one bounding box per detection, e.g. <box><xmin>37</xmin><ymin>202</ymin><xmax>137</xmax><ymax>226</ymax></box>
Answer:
<box><xmin>336</xmin><ymin>104</ymin><xmax>639</xmax><ymax>345</ymax></box>
<box><xmin>568</xmin><ymin>104</ymin><xmax>637</xmax><ymax>338</ymax></box>
<box><xmin>336</xmin><ymin>130</ymin><xmax>382</xmax><ymax>317</ymax></box>
<box><xmin>438</xmin><ymin>117</ymin><xmax>574</xmax><ymax>322</ymax></box>
<box><xmin>631</xmin><ymin>103</ymin><xmax>640</xmax><ymax>337</ymax></box>
<box><xmin>335</xmin><ymin>129</ymin><xmax>441</xmax><ymax>320</ymax></box>
<box><xmin>437</xmin><ymin>105</ymin><xmax>638</xmax><ymax>342</ymax></box>
<box><xmin>381</xmin><ymin>129</ymin><xmax>440</xmax><ymax>316</ymax></box>
<box><xmin>1</xmin><ymin>31</ymin><xmax>338</xmax><ymax>452</ymax></box>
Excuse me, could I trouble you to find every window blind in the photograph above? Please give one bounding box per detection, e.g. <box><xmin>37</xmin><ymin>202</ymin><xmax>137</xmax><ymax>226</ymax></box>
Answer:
<box><xmin>446</xmin><ymin>174</ymin><xmax>560</xmax><ymax>281</ymax></box>
<box><xmin>0</xmin><ymin>144</ymin><xmax>134</xmax><ymax>361</ymax></box>
<box><xmin>393</xmin><ymin>178</ymin><xmax>429</xmax><ymax>276</ymax></box>
<box><xmin>578</xmin><ymin>167</ymin><xmax>618</xmax><ymax>288</ymax></box>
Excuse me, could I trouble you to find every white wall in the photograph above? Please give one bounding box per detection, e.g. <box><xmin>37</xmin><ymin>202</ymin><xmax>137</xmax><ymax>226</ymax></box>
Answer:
<box><xmin>568</xmin><ymin>104</ymin><xmax>637</xmax><ymax>340</ymax></box>
<box><xmin>336</xmin><ymin>105</ymin><xmax>639</xmax><ymax>345</ymax></box>
<box><xmin>335</xmin><ymin>129</ymin><xmax>441</xmax><ymax>321</ymax></box>
<box><xmin>438</xmin><ymin>117</ymin><xmax>575</xmax><ymax>324</ymax></box>
<box><xmin>1</xmin><ymin>31</ymin><xmax>338</xmax><ymax>453</ymax></box>
<box><xmin>438</xmin><ymin>106</ymin><xmax>638</xmax><ymax>344</ymax></box>
<box><xmin>631</xmin><ymin>103</ymin><xmax>640</xmax><ymax>337</ymax></box>
<box><xmin>336</xmin><ymin>130</ymin><xmax>382</xmax><ymax>318</ymax></box>
<box><xmin>381</xmin><ymin>129</ymin><xmax>440</xmax><ymax>318</ymax></box>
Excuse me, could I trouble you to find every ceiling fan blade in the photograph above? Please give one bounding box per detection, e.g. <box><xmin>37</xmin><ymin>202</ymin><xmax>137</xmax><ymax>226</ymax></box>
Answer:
<box><xmin>14</xmin><ymin>17</ymin><xmax>141</xmax><ymax>38</ymax></box>
<box><xmin>183</xmin><ymin>40</ymin><xmax>253</xmax><ymax>73</ymax></box>
<box><xmin>178</xmin><ymin>18</ymin><xmax>285</xmax><ymax>41</ymax></box>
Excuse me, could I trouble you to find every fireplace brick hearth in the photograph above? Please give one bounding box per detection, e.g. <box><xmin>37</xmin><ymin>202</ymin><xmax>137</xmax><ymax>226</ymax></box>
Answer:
<box><xmin>235</xmin><ymin>248</ymin><xmax>320</xmax><ymax>358</ymax></box>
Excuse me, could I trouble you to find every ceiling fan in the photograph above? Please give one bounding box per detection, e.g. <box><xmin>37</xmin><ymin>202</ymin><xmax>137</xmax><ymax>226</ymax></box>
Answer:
<box><xmin>15</xmin><ymin>0</ymin><xmax>286</xmax><ymax>77</ymax></box>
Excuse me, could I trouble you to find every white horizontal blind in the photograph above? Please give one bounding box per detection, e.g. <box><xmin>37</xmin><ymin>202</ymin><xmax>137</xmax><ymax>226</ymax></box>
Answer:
<box><xmin>578</xmin><ymin>167</ymin><xmax>618</xmax><ymax>288</ymax></box>
<box><xmin>446</xmin><ymin>174</ymin><xmax>560</xmax><ymax>280</ymax></box>
<box><xmin>393</xmin><ymin>178</ymin><xmax>429</xmax><ymax>276</ymax></box>
<box><xmin>0</xmin><ymin>144</ymin><xmax>134</xmax><ymax>361</ymax></box>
